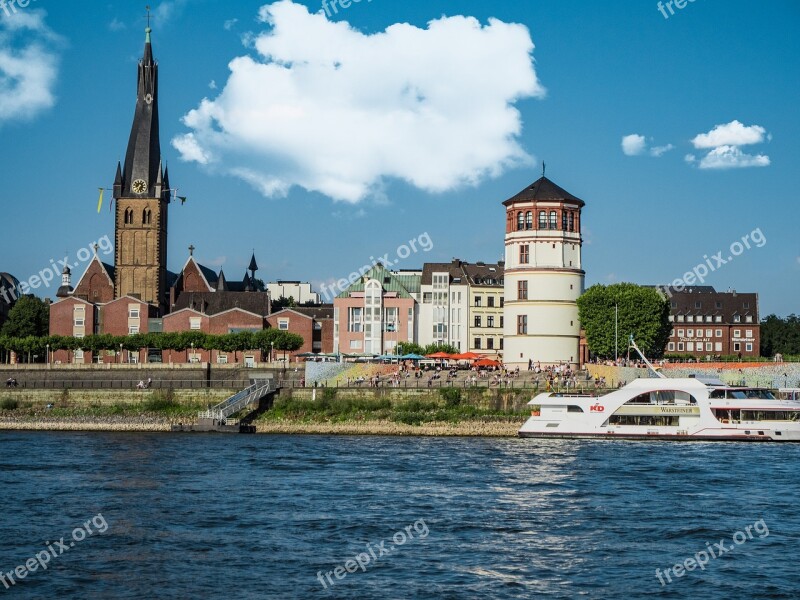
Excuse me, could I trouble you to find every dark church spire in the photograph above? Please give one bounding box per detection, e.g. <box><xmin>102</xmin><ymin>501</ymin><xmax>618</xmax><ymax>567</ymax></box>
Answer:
<box><xmin>117</xmin><ymin>24</ymin><xmax>160</xmax><ymax>199</ymax></box>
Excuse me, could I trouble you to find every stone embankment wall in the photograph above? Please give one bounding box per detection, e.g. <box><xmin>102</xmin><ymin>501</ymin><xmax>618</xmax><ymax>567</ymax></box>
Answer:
<box><xmin>587</xmin><ymin>362</ymin><xmax>800</xmax><ymax>389</ymax></box>
<box><xmin>0</xmin><ymin>388</ymin><xmax>236</xmax><ymax>408</ymax></box>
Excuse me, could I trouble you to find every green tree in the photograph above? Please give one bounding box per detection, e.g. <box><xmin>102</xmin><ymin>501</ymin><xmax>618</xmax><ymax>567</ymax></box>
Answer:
<box><xmin>396</xmin><ymin>342</ymin><xmax>425</xmax><ymax>356</ymax></box>
<box><xmin>760</xmin><ymin>314</ymin><xmax>800</xmax><ymax>356</ymax></box>
<box><xmin>422</xmin><ymin>343</ymin><xmax>459</xmax><ymax>355</ymax></box>
<box><xmin>577</xmin><ymin>283</ymin><xmax>672</xmax><ymax>359</ymax></box>
<box><xmin>1</xmin><ymin>296</ymin><xmax>49</xmax><ymax>338</ymax></box>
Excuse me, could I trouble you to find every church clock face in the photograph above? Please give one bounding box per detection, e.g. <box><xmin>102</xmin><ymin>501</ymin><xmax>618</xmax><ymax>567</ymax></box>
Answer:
<box><xmin>132</xmin><ymin>179</ymin><xmax>148</xmax><ymax>194</ymax></box>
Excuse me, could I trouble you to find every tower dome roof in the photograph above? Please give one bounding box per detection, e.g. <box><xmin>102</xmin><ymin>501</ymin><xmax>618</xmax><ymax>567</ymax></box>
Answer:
<box><xmin>502</xmin><ymin>176</ymin><xmax>585</xmax><ymax>207</ymax></box>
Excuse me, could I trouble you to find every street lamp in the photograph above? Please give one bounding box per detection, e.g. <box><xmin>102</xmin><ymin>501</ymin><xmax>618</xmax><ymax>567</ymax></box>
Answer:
<box><xmin>191</xmin><ymin>342</ymin><xmax>195</xmax><ymax>364</ymax></box>
<box><xmin>119</xmin><ymin>343</ymin><xmax>123</xmax><ymax>365</ymax></box>
<box><xmin>46</xmin><ymin>344</ymin><xmax>50</xmax><ymax>367</ymax></box>
<box><xmin>270</xmin><ymin>342</ymin><xmax>274</xmax><ymax>364</ymax></box>
<box><xmin>614</xmin><ymin>304</ymin><xmax>619</xmax><ymax>363</ymax></box>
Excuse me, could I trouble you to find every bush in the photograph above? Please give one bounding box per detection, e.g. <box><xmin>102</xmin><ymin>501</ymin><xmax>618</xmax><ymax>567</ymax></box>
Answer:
<box><xmin>143</xmin><ymin>389</ymin><xmax>179</xmax><ymax>412</ymax></box>
<box><xmin>439</xmin><ymin>387</ymin><xmax>462</xmax><ymax>407</ymax></box>
<box><xmin>0</xmin><ymin>398</ymin><xmax>18</xmax><ymax>410</ymax></box>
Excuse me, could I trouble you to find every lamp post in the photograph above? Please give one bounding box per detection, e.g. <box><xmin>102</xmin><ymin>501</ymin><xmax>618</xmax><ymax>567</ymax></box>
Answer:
<box><xmin>191</xmin><ymin>342</ymin><xmax>195</xmax><ymax>364</ymax></box>
<box><xmin>270</xmin><ymin>342</ymin><xmax>274</xmax><ymax>364</ymax></box>
<box><xmin>46</xmin><ymin>344</ymin><xmax>50</xmax><ymax>368</ymax></box>
<box><xmin>119</xmin><ymin>343</ymin><xmax>123</xmax><ymax>365</ymax></box>
<box><xmin>614</xmin><ymin>304</ymin><xmax>619</xmax><ymax>363</ymax></box>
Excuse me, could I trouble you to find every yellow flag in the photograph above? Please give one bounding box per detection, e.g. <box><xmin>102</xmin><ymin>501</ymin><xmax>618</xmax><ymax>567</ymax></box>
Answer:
<box><xmin>97</xmin><ymin>188</ymin><xmax>104</xmax><ymax>213</ymax></box>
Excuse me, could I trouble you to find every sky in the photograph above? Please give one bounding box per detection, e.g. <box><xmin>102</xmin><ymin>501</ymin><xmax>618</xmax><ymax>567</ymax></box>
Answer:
<box><xmin>1</xmin><ymin>0</ymin><xmax>798</xmax><ymax>316</ymax></box>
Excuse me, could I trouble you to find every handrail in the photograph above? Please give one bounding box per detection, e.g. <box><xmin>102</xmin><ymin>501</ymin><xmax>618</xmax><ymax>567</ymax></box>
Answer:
<box><xmin>202</xmin><ymin>378</ymin><xmax>277</xmax><ymax>420</ymax></box>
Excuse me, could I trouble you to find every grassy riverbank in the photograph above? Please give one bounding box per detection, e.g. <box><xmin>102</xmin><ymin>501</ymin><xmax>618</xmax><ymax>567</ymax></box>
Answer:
<box><xmin>0</xmin><ymin>388</ymin><xmax>528</xmax><ymax>435</ymax></box>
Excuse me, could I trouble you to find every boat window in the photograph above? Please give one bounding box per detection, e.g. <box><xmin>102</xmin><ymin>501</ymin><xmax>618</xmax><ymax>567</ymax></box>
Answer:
<box><xmin>709</xmin><ymin>390</ymin><xmax>726</xmax><ymax>399</ymax></box>
<box><xmin>624</xmin><ymin>391</ymin><xmax>697</xmax><ymax>405</ymax></box>
<box><xmin>741</xmin><ymin>410</ymin><xmax>800</xmax><ymax>422</ymax></box>
<box><xmin>609</xmin><ymin>415</ymin><xmax>680</xmax><ymax>426</ymax></box>
<box><xmin>745</xmin><ymin>390</ymin><xmax>776</xmax><ymax>400</ymax></box>
<box><xmin>567</xmin><ymin>405</ymin><xmax>584</xmax><ymax>413</ymax></box>
<box><xmin>728</xmin><ymin>391</ymin><xmax>748</xmax><ymax>399</ymax></box>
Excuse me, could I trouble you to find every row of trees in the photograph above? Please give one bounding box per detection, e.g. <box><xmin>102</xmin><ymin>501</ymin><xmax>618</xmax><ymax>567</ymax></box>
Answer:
<box><xmin>0</xmin><ymin>330</ymin><xmax>304</xmax><ymax>364</ymax></box>
<box><xmin>396</xmin><ymin>342</ymin><xmax>460</xmax><ymax>356</ymax></box>
<box><xmin>760</xmin><ymin>314</ymin><xmax>800</xmax><ymax>357</ymax></box>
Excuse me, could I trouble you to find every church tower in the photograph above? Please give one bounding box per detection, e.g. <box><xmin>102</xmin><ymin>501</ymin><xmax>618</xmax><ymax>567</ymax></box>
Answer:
<box><xmin>113</xmin><ymin>24</ymin><xmax>171</xmax><ymax>313</ymax></box>
<box><xmin>502</xmin><ymin>174</ymin><xmax>585</xmax><ymax>368</ymax></box>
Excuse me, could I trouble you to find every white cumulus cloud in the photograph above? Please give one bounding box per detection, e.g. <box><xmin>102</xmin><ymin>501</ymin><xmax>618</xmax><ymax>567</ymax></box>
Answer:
<box><xmin>689</xmin><ymin>120</ymin><xmax>771</xmax><ymax>169</ymax></box>
<box><xmin>172</xmin><ymin>1</ymin><xmax>545</xmax><ymax>203</ymax></box>
<box><xmin>621</xmin><ymin>134</ymin><xmax>673</xmax><ymax>157</ymax></box>
<box><xmin>691</xmin><ymin>120</ymin><xmax>767</xmax><ymax>149</ymax></box>
<box><xmin>0</xmin><ymin>10</ymin><xmax>62</xmax><ymax>126</ymax></box>
<box><xmin>621</xmin><ymin>134</ymin><xmax>646</xmax><ymax>156</ymax></box>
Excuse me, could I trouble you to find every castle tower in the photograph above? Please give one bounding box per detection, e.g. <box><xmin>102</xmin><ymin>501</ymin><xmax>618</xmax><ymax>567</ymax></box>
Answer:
<box><xmin>502</xmin><ymin>175</ymin><xmax>585</xmax><ymax>368</ymax></box>
<box><xmin>113</xmin><ymin>24</ymin><xmax>171</xmax><ymax>312</ymax></box>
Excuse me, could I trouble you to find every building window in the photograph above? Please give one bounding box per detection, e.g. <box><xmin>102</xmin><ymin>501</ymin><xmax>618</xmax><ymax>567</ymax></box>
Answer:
<box><xmin>706</xmin><ymin>329</ymin><xmax>712</xmax><ymax>338</ymax></box>
<box><xmin>74</xmin><ymin>319</ymin><xmax>85</xmax><ymax>327</ymax></box>
<box><xmin>715</xmin><ymin>343</ymin><xmax>722</xmax><ymax>352</ymax></box>
<box><xmin>519</xmin><ymin>244</ymin><xmax>530</xmax><ymax>265</ymax></box>
<box><xmin>743</xmin><ymin>302</ymin><xmax>750</xmax><ymax>309</ymax></box>
<box><xmin>349</xmin><ymin>340</ymin><xmax>362</xmax><ymax>350</ymax></box>
<box><xmin>695</xmin><ymin>301</ymin><xmax>702</xmax><ymax>309</ymax></box>
<box><xmin>474</xmin><ymin>296</ymin><xmax>481</xmax><ymax>307</ymax></box>
<box><xmin>278</xmin><ymin>320</ymin><xmax>289</xmax><ymax>330</ymax></box>
<box><xmin>525</xmin><ymin>211</ymin><xmax>533</xmax><ymax>230</ymax></box>
<box><xmin>129</xmin><ymin>326</ymin><xmax>139</xmax><ymax>335</ymax></box>
<box><xmin>562</xmin><ymin>212</ymin><xmax>568</xmax><ymax>231</ymax></box>
<box><xmin>677</xmin><ymin>329</ymin><xmax>684</xmax><ymax>337</ymax></box>
<box><xmin>517</xmin><ymin>212</ymin><xmax>524</xmax><ymax>231</ymax></box>
<box><xmin>538</xmin><ymin>211</ymin><xmax>547</xmax><ymax>229</ymax></box>
<box><xmin>733</xmin><ymin>342</ymin><xmax>741</xmax><ymax>352</ymax></box>
<box><xmin>687</xmin><ymin>315</ymin><xmax>694</xmax><ymax>323</ymax></box>
<box><xmin>677</xmin><ymin>315</ymin><xmax>684</xmax><ymax>322</ymax></box>
<box><xmin>746</xmin><ymin>329</ymin><xmax>753</xmax><ymax>338</ymax></box>
<box><xmin>142</xmin><ymin>209</ymin><xmax>152</xmax><ymax>225</ymax></box>
<box><xmin>348</xmin><ymin>307</ymin><xmax>363</xmax><ymax>332</ymax></box>
<box><xmin>549</xmin><ymin>211</ymin><xmax>557</xmax><ymax>230</ymax></box>
<box><xmin>129</xmin><ymin>308</ymin><xmax>140</xmax><ymax>319</ymax></box>
<box><xmin>733</xmin><ymin>315</ymin><xmax>741</xmax><ymax>323</ymax></box>
<box><xmin>518</xmin><ymin>280</ymin><xmax>528</xmax><ymax>301</ymax></box>
<box><xmin>474</xmin><ymin>338</ymin><xmax>482</xmax><ymax>349</ymax></box>
<box><xmin>569</xmin><ymin>212</ymin><xmax>575</xmax><ymax>232</ymax></box>
<box><xmin>746</xmin><ymin>343</ymin><xmax>753</xmax><ymax>352</ymax></box>
<box><xmin>487</xmin><ymin>338</ymin><xmax>494</xmax><ymax>350</ymax></box>
<box><xmin>500</xmin><ymin>339</ymin><xmax>504</xmax><ymax>350</ymax></box>
<box><xmin>706</xmin><ymin>342</ymin><xmax>713</xmax><ymax>351</ymax></box>
<box><xmin>669</xmin><ymin>315</ymin><xmax>674</xmax><ymax>322</ymax></box>
<box><xmin>217</xmin><ymin>354</ymin><xmax>228</xmax><ymax>364</ymax></box>
<box><xmin>745</xmin><ymin>315</ymin><xmax>753</xmax><ymax>323</ymax></box>
<box><xmin>500</xmin><ymin>316</ymin><xmax>504</xmax><ymax>328</ymax></box>
<box><xmin>733</xmin><ymin>330</ymin><xmax>741</xmax><ymax>338</ymax></box>
<box><xmin>190</xmin><ymin>317</ymin><xmax>201</xmax><ymax>330</ymax></box>
<box><xmin>677</xmin><ymin>342</ymin><xmax>684</xmax><ymax>351</ymax></box>
<box><xmin>668</xmin><ymin>342</ymin><xmax>675</xmax><ymax>351</ymax></box>
<box><xmin>517</xmin><ymin>315</ymin><xmax>527</xmax><ymax>335</ymax></box>
<box><xmin>423</xmin><ymin>292</ymin><xmax>432</xmax><ymax>304</ymax></box>
<box><xmin>474</xmin><ymin>316</ymin><xmax>481</xmax><ymax>328</ymax></box>
<box><xmin>687</xmin><ymin>329</ymin><xmax>694</xmax><ymax>338</ymax></box>
<box><xmin>124</xmin><ymin>208</ymin><xmax>133</xmax><ymax>225</ymax></box>
<box><xmin>500</xmin><ymin>297</ymin><xmax>504</xmax><ymax>307</ymax></box>
<box><xmin>687</xmin><ymin>342</ymin><xmax>694</xmax><ymax>351</ymax></box>
<box><xmin>715</xmin><ymin>329</ymin><xmax>722</xmax><ymax>337</ymax></box>
<box><xmin>487</xmin><ymin>297</ymin><xmax>495</xmax><ymax>308</ymax></box>
<box><xmin>715</xmin><ymin>316</ymin><xmax>722</xmax><ymax>323</ymax></box>
<box><xmin>487</xmin><ymin>316</ymin><xmax>494</xmax><ymax>328</ymax></box>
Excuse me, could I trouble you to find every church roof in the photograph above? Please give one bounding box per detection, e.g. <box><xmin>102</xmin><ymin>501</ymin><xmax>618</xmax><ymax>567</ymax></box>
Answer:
<box><xmin>172</xmin><ymin>291</ymin><xmax>271</xmax><ymax>317</ymax></box>
<box><xmin>502</xmin><ymin>176</ymin><xmax>585</xmax><ymax>207</ymax></box>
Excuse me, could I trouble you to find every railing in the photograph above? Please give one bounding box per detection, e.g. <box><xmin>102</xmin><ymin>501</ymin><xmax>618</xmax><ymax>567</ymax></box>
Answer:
<box><xmin>2</xmin><ymin>379</ymin><xmax>252</xmax><ymax>390</ymax></box>
<box><xmin>202</xmin><ymin>379</ymin><xmax>277</xmax><ymax>420</ymax></box>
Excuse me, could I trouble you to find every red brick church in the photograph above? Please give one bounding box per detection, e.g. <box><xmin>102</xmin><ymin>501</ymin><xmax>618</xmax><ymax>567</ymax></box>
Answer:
<box><xmin>49</xmin><ymin>26</ymin><xmax>272</xmax><ymax>364</ymax></box>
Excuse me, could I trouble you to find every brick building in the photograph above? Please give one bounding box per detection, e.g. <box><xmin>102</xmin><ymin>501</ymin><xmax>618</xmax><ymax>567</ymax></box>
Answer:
<box><xmin>334</xmin><ymin>264</ymin><xmax>420</xmax><ymax>355</ymax></box>
<box><xmin>266</xmin><ymin>306</ymin><xmax>334</xmax><ymax>361</ymax></box>
<box><xmin>661</xmin><ymin>286</ymin><xmax>760</xmax><ymax>358</ymax></box>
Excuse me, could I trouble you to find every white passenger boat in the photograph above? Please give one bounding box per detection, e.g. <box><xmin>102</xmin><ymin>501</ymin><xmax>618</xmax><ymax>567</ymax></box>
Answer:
<box><xmin>519</xmin><ymin>337</ymin><xmax>800</xmax><ymax>442</ymax></box>
<box><xmin>518</xmin><ymin>376</ymin><xmax>800</xmax><ymax>442</ymax></box>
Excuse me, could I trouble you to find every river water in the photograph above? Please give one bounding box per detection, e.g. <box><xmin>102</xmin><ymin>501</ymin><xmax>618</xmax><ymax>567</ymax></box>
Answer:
<box><xmin>0</xmin><ymin>432</ymin><xmax>796</xmax><ymax>599</ymax></box>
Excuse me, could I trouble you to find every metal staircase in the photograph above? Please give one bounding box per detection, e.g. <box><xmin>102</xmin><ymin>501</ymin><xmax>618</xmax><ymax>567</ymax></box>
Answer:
<box><xmin>199</xmin><ymin>378</ymin><xmax>277</xmax><ymax>422</ymax></box>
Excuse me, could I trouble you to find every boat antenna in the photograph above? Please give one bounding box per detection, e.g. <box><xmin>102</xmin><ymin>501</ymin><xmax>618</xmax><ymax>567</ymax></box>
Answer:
<box><xmin>628</xmin><ymin>335</ymin><xmax>666</xmax><ymax>379</ymax></box>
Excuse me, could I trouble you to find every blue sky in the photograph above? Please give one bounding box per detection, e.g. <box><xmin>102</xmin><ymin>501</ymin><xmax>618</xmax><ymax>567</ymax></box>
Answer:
<box><xmin>1</xmin><ymin>0</ymin><xmax>798</xmax><ymax>316</ymax></box>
